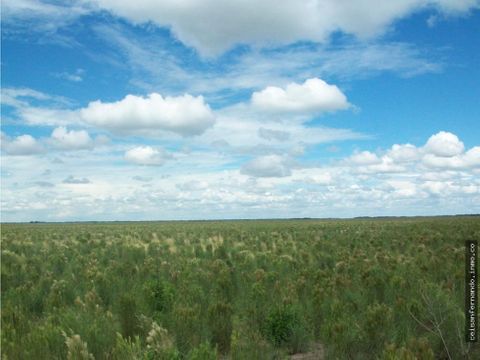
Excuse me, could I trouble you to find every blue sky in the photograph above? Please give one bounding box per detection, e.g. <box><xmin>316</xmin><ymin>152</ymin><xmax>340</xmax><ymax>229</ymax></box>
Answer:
<box><xmin>1</xmin><ymin>0</ymin><xmax>480</xmax><ymax>221</ymax></box>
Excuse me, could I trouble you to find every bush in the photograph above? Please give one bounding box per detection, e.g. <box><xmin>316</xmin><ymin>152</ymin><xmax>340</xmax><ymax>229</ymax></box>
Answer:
<box><xmin>262</xmin><ymin>304</ymin><xmax>310</xmax><ymax>353</ymax></box>
<box><xmin>144</xmin><ymin>279</ymin><xmax>174</xmax><ymax>313</ymax></box>
<box><xmin>208</xmin><ymin>301</ymin><xmax>233</xmax><ymax>354</ymax></box>
<box><xmin>118</xmin><ymin>294</ymin><xmax>138</xmax><ymax>339</ymax></box>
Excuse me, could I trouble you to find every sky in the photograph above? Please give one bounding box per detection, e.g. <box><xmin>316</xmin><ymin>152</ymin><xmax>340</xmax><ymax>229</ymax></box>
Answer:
<box><xmin>1</xmin><ymin>0</ymin><xmax>480</xmax><ymax>222</ymax></box>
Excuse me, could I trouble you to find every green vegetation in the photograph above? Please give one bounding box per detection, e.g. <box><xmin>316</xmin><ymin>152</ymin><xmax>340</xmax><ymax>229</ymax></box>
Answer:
<box><xmin>1</xmin><ymin>217</ymin><xmax>479</xmax><ymax>359</ymax></box>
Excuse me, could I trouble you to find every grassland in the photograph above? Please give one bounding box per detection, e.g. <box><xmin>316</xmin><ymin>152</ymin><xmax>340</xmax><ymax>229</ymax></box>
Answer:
<box><xmin>1</xmin><ymin>217</ymin><xmax>479</xmax><ymax>359</ymax></box>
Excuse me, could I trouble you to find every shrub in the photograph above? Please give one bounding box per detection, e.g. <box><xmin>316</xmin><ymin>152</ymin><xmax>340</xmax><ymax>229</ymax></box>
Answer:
<box><xmin>144</xmin><ymin>279</ymin><xmax>174</xmax><ymax>313</ymax></box>
<box><xmin>118</xmin><ymin>294</ymin><xmax>138</xmax><ymax>339</ymax></box>
<box><xmin>262</xmin><ymin>304</ymin><xmax>310</xmax><ymax>353</ymax></box>
<box><xmin>208</xmin><ymin>301</ymin><xmax>233</xmax><ymax>354</ymax></box>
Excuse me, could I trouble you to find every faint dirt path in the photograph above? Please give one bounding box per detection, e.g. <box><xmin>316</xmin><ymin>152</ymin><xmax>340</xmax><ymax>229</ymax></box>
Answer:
<box><xmin>290</xmin><ymin>343</ymin><xmax>324</xmax><ymax>360</ymax></box>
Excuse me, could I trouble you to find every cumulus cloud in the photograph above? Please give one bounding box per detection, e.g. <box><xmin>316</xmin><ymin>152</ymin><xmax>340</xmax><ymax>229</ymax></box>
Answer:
<box><xmin>2</xmin><ymin>130</ymin><xmax>479</xmax><ymax>222</ymax></box>
<box><xmin>1</xmin><ymin>132</ymin><xmax>44</xmax><ymax>155</ymax></box>
<box><xmin>125</xmin><ymin>146</ymin><xmax>171</xmax><ymax>166</ymax></box>
<box><xmin>387</xmin><ymin>143</ymin><xmax>421</xmax><ymax>162</ymax></box>
<box><xmin>348</xmin><ymin>151</ymin><xmax>381</xmax><ymax>165</ymax></box>
<box><xmin>424</xmin><ymin>131</ymin><xmax>465</xmax><ymax>157</ymax></box>
<box><xmin>297</xmin><ymin>171</ymin><xmax>333</xmax><ymax>185</ymax></box>
<box><xmin>63</xmin><ymin>175</ymin><xmax>91</xmax><ymax>184</ymax></box>
<box><xmin>89</xmin><ymin>0</ymin><xmax>479</xmax><ymax>55</ymax></box>
<box><xmin>2</xmin><ymin>127</ymin><xmax>101</xmax><ymax>156</ymax></box>
<box><xmin>423</xmin><ymin>147</ymin><xmax>480</xmax><ymax>169</ymax></box>
<box><xmin>347</xmin><ymin>149</ymin><xmax>406</xmax><ymax>173</ymax></box>
<box><xmin>241</xmin><ymin>155</ymin><xmax>292</xmax><ymax>178</ymax></box>
<box><xmin>387</xmin><ymin>180</ymin><xmax>418</xmax><ymax>198</ymax></box>
<box><xmin>251</xmin><ymin>78</ymin><xmax>350</xmax><ymax>114</ymax></box>
<box><xmin>417</xmin><ymin>131</ymin><xmax>480</xmax><ymax>169</ymax></box>
<box><xmin>345</xmin><ymin>131</ymin><xmax>480</xmax><ymax>172</ymax></box>
<box><xmin>50</xmin><ymin>127</ymin><xmax>93</xmax><ymax>150</ymax></box>
<box><xmin>358</xmin><ymin>156</ymin><xmax>406</xmax><ymax>174</ymax></box>
<box><xmin>81</xmin><ymin>93</ymin><xmax>215</xmax><ymax>137</ymax></box>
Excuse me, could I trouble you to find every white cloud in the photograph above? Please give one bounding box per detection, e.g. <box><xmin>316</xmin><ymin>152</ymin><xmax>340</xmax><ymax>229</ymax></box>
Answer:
<box><xmin>344</xmin><ymin>132</ymin><xmax>480</xmax><ymax>174</ymax></box>
<box><xmin>345</xmin><ymin>132</ymin><xmax>480</xmax><ymax>172</ymax></box>
<box><xmin>1</xmin><ymin>87</ymin><xmax>79</xmax><ymax>126</ymax></box>
<box><xmin>1</xmin><ymin>132</ymin><xmax>44</xmax><ymax>155</ymax></box>
<box><xmin>132</xmin><ymin>175</ymin><xmax>152</xmax><ymax>182</ymax></box>
<box><xmin>251</xmin><ymin>78</ymin><xmax>350</xmax><ymax>114</ymax></box>
<box><xmin>424</xmin><ymin>131</ymin><xmax>465</xmax><ymax>157</ymax></box>
<box><xmin>94</xmin><ymin>134</ymin><xmax>110</xmax><ymax>146</ymax></box>
<box><xmin>423</xmin><ymin>146</ymin><xmax>480</xmax><ymax>169</ymax></box>
<box><xmin>63</xmin><ymin>175</ymin><xmax>91</xmax><ymax>184</ymax></box>
<box><xmin>2</xmin><ymin>129</ymin><xmax>479</xmax><ymax>222</ymax></box>
<box><xmin>241</xmin><ymin>155</ymin><xmax>292</xmax><ymax>178</ymax></box>
<box><xmin>1</xmin><ymin>87</ymin><xmax>52</xmax><ymax>107</ymax></box>
<box><xmin>1</xmin><ymin>0</ymin><xmax>92</xmax><ymax>44</ymax></box>
<box><xmin>1</xmin><ymin>127</ymin><xmax>104</xmax><ymax>156</ymax></box>
<box><xmin>295</xmin><ymin>170</ymin><xmax>333</xmax><ymax>185</ymax></box>
<box><xmin>344</xmin><ymin>131</ymin><xmax>480</xmax><ymax>174</ymax></box>
<box><xmin>81</xmin><ymin>93</ymin><xmax>215</xmax><ymax>137</ymax></box>
<box><xmin>387</xmin><ymin>180</ymin><xmax>418</xmax><ymax>198</ymax></box>
<box><xmin>347</xmin><ymin>150</ymin><xmax>407</xmax><ymax>174</ymax></box>
<box><xmin>258</xmin><ymin>127</ymin><xmax>290</xmax><ymax>141</ymax></box>
<box><xmin>94</xmin><ymin>23</ymin><xmax>442</xmax><ymax>100</ymax></box>
<box><xmin>358</xmin><ymin>156</ymin><xmax>406</xmax><ymax>174</ymax></box>
<box><xmin>124</xmin><ymin>146</ymin><xmax>171</xmax><ymax>166</ymax></box>
<box><xmin>2</xmin><ymin>0</ymin><xmax>89</xmax><ymax>20</ymax></box>
<box><xmin>465</xmin><ymin>147</ymin><xmax>480</xmax><ymax>166</ymax></box>
<box><xmin>348</xmin><ymin>151</ymin><xmax>381</xmax><ymax>165</ymax></box>
<box><xmin>2</xmin><ymin>84</ymin><xmax>361</xmax><ymax>150</ymax></box>
<box><xmin>50</xmin><ymin>127</ymin><xmax>93</xmax><ymax>150</ymax></box>
<box><xmin>18</xmin><ymin>107</ymin><xmax>80</xmax><ymax>126</ymax></box>
<box><xmin>176</xmin><ymin>180</ymin><xmax>210</xmax><ymax>191</ymax></box>
<box><xmin>90</xmin><ymin>0</ymin><xmax>480</xmax><ymax>55</ymax></box>
<box><xmin>198</xmin><ymin>107</ymin><xmax>367</xmax><ymax>156</ymax></box>
<box><xmin>387</xmin><ymin>143</ymin><xmax>421</xmax><ymax>162</ymax></box>
<box><xmin>427</xmin><ymin>14</ymin><xmax>439</xmax><ymax>27</ymax></box>
<box><xmin>53</xmin><ymin>69</ymin><xmax>84</xmax><ymax>82</ymax></box>
<box><xmin>421</xmin><ymin>180</ymin><xmax>448</xmax><ymax>195</ymax></box>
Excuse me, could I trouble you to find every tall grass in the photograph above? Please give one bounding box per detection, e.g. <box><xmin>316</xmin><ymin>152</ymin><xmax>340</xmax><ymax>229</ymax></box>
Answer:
<box><xmin>1</xmin><ymin>217</ymin><xmax>479</xmax><ymax>358</ymax></box>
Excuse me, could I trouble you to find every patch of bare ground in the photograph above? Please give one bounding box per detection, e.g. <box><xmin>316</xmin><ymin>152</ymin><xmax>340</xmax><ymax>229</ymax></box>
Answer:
<box><xmin>290</xmin><ymin>343</ymin><xmax>324</xmax><ymax>360</ymax></box>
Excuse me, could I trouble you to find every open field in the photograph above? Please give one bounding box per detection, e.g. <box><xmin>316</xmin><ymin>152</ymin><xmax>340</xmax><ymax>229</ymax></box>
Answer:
<box><xmin>1</xmin><ymin>217</ymin><xmax>480</xmax><ymax>359</ymax></box>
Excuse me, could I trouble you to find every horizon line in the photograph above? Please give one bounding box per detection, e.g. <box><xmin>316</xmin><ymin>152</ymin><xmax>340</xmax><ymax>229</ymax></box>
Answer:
<box><xmin>2</xmin><ymin>213</ymin><xmax>479</xmax><ymax>225</ymax></box>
